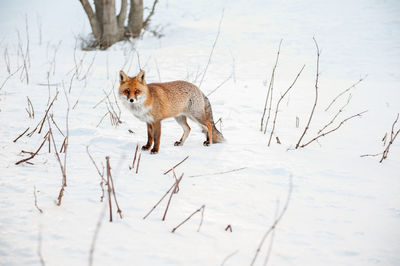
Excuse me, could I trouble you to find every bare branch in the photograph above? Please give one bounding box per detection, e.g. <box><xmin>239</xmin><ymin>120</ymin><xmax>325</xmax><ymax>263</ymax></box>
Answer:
<box><xmin>261</xmin><ymin>40</ymin><xmax>282</xmax><ymax>132</ymax></box>
<box><xmin>250</xmin><ymin>175</ymin><xmax>293</xmax><ymax>266</ymax></box>
<box><xmin>325</xmin><ymin>75</ymin><xmax>367</xmax><ymax>112</ymax></box>
<box><xmin>163</xmin><ymin>156</ymin><xmax>189</xmax><ymax>175</ymax></box>
<box><xmin>189</xmin><ymin>167</ymin><xmax>246</xmax><ymax>178</ymax></box>
<box><xmin>380</xmin><ymin>113</ymin><xmax>400</xmax><ymax>163</ymax></box>
<box><xmin>13</xmin><ymin>127</ymin><xmax>30</xmax><ymax>143</ymax></box>
<box><xmin>318</xmin><ymin>94</ymin><xmax>352</xmax><ymax>134</ymax></box>
<box><xmin>296</xmin><ymin>37</ymin><xmax>320</xmax><ymax>149</ymax></box>
<box><xmin>198</xmin><ymin>10</ymin><xmax>224</xmax><ymax>89</ymax></box>
<box><xmin>143</xmin><ymin>181</ymin><xmax>176</xmax><ymax>220</ymax></box>
<box><xmin>89</xmin><ymin>203</ymin><xmax>106</xmax><ymax>266</ymax></box>
<box><xmin>162</xmin><ymin>173</ymin><xmax>184</xmax><ymax>221</ymax></box>
<box><xmin>33</xmin><ymin>186</ymin><xmax>43</xmax><ymax>213</ymax></box>
<box><xmin>268</xmin><ymin>65</ymin><xmax>305</xmax><ymax>146</ymax></box>
<box><xmin>300</xmin><ymin>110</ymin><xmax>368</xmax><ymax>148</ymax></box>
<box><xmin>15</xmin><ymin>131</ymin><xmax>48</xmax><ymax>165</ymax></box>
<box><xmin>143</xmin><ymin>0</ymin><xmax>160</xmax><ymax>29</ymax></box>
<box><xmin>171</xmin><ymin>204</ymin><xmax>205</xmax><ymax>233</ymax></box>
<box><xmin>221</xmin><ymin>250</ymin><xmax>239</xmax><ymax>266</ymax></box>
<box><xmin>86</xmin><ymin>146</ymin><xmax>106</xmax><ymax>202</ymax></box>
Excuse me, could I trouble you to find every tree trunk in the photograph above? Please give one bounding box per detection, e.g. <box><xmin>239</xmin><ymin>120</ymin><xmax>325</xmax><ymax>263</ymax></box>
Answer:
<box><xmin>128</xmin><ymin>0</ymin><xmax>143</xmax><ymax>37</ymax></box>
<box><xmin>79</xmin><ymin>0</ymin><xmax>157</xmax><ymax>49</ymax></box>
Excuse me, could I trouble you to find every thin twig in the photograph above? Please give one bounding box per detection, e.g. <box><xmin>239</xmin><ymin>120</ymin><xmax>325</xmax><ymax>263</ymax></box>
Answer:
<box><xmin>136</xmin><ymin>152</ymin><xmax>142</xmax><ymax>174</ymax></box>
<box><xmin>261</xmin><ymin>40</ymin><xmax>282</xmax><ymax>132</ymax></box>
<box><xmin>171</xmin><ymin>204</ymin><xmax>205</xmax><ymax>233</ymax></box>
<box><xmin>221</xmin><ymin>250</ymin><xmax>239</xmax><ymax>266</ymax></box>
<box><xmin>107</xmin><ymin>157</ymin><xmax>123</xmax><ymax>219</ymax></box>
<box><xmin>325</xmin><ymin>75</ymin><xmax>367</xmax><ymax>112</ymax></box>
<box><xmin>263</xmin><ymin>200</ymin><xmax>280</xmax><ymax>266</ymax></box>
<box><xmin>163</xmin><ymin>173</ymin><xmax>184</xmax><ymax>221</ymax></box>
<box><xmin>268</xmin><ymin>65</ymin><xmax>305</xmax><ymax>146</ymax></box>
<box><xmin>13</xmin><ymin>127</ymin><xmax>30</xmax><ymax>143</ymax></box>
<box><xmin>296</xmin><ymin>37</ymin><xmax>320</xmax><ymax>148</ymax></box>
<box><xmin>380</xmin><ymin>113</ymin><xmax>400</xmax><ymax>163</ymax></box>
<box><xmin>33</xmin><ymin>186</ymin><xmax>43</xmax><ymax>213</ymax></box>
<box><xmin>15</xmin><ymin>131</ymin><xmax>48</xmax><ymax>165</ymax></box>
<box><xmin>37</xmin><ymin>226</ymin><xmax>45</xmax><ymax>266</ymax></box>
<box><xmin>318</xmin><ymin>94</ymin><xmax>352</xmax><ymax>134</ymax></box>
<box><xmin>143</xmin><ymin>181</ymin><xmax>176</xmax><ymax>220</ymax></box>
<box><xmin>300</xmin><ymin>110</ymin><xmax>368</xmax><ymax>148</ymax></box>
<box><xmin>89</xmin><ymin>203</ymin><xmax>106</xmax><ymax>266</ymax></box>
<box><xmin>86</xmin><ymin>146</ymin><xmax>106</xmax><ymax>202</ymax></box>
<box><xmin>207</xmin><ymin>74</ymin><xmax>232</xmax><ymax>97</ymax></box>
<box><xmin>189</xmin><ymin>167</ymin><xmax>246</xmax><ymax>178</ymax></box>
<box><xmin>106</xmin><ymin>156</ymin><xmax>113</xmax><ymax>222</ymax></box>
<box><xmin>163</xmin><ymin>156</ymin><xmax>189</xmax><ymax>175</ymax></box>
<box><xmin>198</xmin><ymin>10</ymin><xmax>224</xmax><ymax>89</ymax></box>
<box><xmin>129</xmin><ymin>144</ymin><xmax>139</xmax><ymax>170</ymax></box>
<box><xmin>250</xmin><ymin>175</ymin><xmax>293</xmax><ymax>266</ymax></box>
<box><xmin>0</xmin><ymin>65</ymin><xmax>23</xmax><ymax>91</ymax></box>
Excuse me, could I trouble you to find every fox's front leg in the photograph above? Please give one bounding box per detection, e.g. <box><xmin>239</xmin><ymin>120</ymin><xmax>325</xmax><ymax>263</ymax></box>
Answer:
<box><xmin>142</xmin><ymin>123</ymin><xmax>154</xmax><ymax>150</ymax></box>
<box><xmin>151</xmin><ymin>121</ymin><xmax>161</xmax><ymax>154</ymax></box>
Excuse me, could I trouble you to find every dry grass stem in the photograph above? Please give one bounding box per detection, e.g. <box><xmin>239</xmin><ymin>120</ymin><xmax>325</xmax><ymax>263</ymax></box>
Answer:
<box><xmin>250</xmin><ymin>176</ymin><xmax>293</xmax><ymax>266</ymax></box>
<box><xmin>0</xmin><ymin>65</ymin><xmax>23</xmax><ymax>91</ymax></box>
<box><xmin>379</xmin><ymin>113</ymin><xmax>400</xmax><ymax>163</ymax></box>
<box><xmin>33</xmin><ymin>186</ymin><xmax>43</xmax><ymax>213</ymax></box>
<box><xmin>89</xmin><ymin>203</ymin><xmax>106</xmax><ymax>266</ymax></box>
<box><xmin>325</xmin><ymin>75</ymin><xmax>367</xmax><ymax>112</ymax></box>
<box><xmin>136</xmin><ymin>152</ymin><xmax>142</xmax><ymax>174</ymax></box>
<box><xmin>198</xmin><ymin>9</ymin><xmax>224</xmax><ymax>89</ymax></box>
<box><xmin>268</xmin><ymin>65</ymin><xmax>305</xmax><ymax>146</ymax></box>
<box><xmin>129</xmin><ymin>144</ymin><xmax>139</xmax><ymax>170</ymax></box>
<box><xmin>300</xmin><ymin>110</ymin><xmax>368</xmax><ymax>148</ymax></box>
<box><xmin>189</xmin><ymin>167</ymin><xmax>246</xmax><ymax>178</ymax></box>
<box><xmin>261</xmin><ymin>39</ymin><xmax>282</xmax><ymax>132</ymax></box>
<box><xmin>143</xmin><ymin>181</ymin><xmax>177</xmax><ymax>220</ymax></box>
<box><xmin>37</xmin><ymin>226</ymin><xmax>45</xmax><ymax>266</ymax></box>
<box><xmin>220</xmin><ymin>250</ymin><xmax>239</xmax><ymax>266</ymax></box>
<box><xmin>15</xmin><ymin>130</ymin><xmax>49</xmax><ymax>165</ymax></box>
<box><xmin>171</xmin><ymin>204</ymin><xmax>205</xmax><ymax>233</ymax></box>
<box><xmin>318</xmin><ymin>94</ymin><xmax>352</xmax><ymax>134</ymax></box>
<box><xmin>13</xmin><ymin>127</ymin><xmax>30</xmax><ymax>143</ymax></box>
<box><xmin>162</xmin><ymin>173</ymin><xmax>184</xmax><ymax>221</ymax></box>
<box><xmin>296</xmin><ymin>37</ymin><xmax>320</xmax><ymax>148</ymax></box>
<box><xmin>86</xmin><ymin>146</ymin><xmax>106</xmax><ymax>202</ymax></box>
<box><xmin>26</xmin><ymin>96</ymin><xmax>35</xmax><ymax>118</ymax></box>
<box><xmin>207</xmin><ymin>74</ymin><xmax>232</xmax><ymax>97</ymax></box>
<box><xmin>163</xmin><ymin>156</ymin><xmax>189</xmax><ymax>175</ymax></box>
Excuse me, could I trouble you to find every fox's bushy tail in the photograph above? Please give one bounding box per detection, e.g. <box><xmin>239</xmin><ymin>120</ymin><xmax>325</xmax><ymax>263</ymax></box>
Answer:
<box><xmin>204</xmin><ymin>96</ymin><xmax>224</xmax><ymax>143</ymax></box>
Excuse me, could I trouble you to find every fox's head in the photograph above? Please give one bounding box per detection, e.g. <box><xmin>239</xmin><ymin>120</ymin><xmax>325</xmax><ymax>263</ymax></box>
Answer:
<box><xmin>118</xmin><ymin>70</ymin><xmax>148</xmax><ymax>105</ymax></box>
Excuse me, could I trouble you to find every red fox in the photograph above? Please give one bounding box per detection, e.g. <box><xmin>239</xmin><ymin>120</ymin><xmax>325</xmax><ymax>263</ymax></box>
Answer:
<box><xmin>118</xmin><ymin>70</ymin><xmax>224</xmax><ymax>154</ymax></box>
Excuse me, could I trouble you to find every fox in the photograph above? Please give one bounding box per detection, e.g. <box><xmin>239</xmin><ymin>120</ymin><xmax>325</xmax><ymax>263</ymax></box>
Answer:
<box><xmin>118</xmin><ymin>70</ymin><xmax>224</xmax><ymax>154</ymax></box>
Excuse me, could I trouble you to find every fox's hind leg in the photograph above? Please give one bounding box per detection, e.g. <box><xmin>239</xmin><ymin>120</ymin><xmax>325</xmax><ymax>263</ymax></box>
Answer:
<box><xmin>174</xmin><ymin>115</ymin><xmax>191</xmax><ymax>146</ymax></box>
<box><xmin>142</xmin><ymin>123</ymin><xmax>154</xmax><ymax>150</ymax></box>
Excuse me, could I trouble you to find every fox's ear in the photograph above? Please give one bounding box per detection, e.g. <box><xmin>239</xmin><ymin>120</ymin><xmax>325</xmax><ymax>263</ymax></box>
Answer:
<box><xmin>136</xmin><ymin>70</ymin><xmax>145</xmax><ymax>84</ymax></box>
<box><xmin>119</xmin><ymin>70</ymin><xmax>129</xmax><ymax>83</ymax></box>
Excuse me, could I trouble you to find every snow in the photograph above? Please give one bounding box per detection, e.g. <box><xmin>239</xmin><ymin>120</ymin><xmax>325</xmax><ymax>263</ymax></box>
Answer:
<box><xmin>0</xmin><ymin>0</ymin><xmax>399</xmax><ymax>265</ymax></box>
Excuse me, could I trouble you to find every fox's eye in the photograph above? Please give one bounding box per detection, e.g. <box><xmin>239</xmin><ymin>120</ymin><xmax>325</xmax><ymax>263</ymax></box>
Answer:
<box><xmin>124</xmin><ymin>89</ymin><xmax>129</xmax><ymax>94</ymax></box>
<box><xmin>135</xmin><ymin>90</ymin><xmax>140</xmax><ymax>94</ymax></box>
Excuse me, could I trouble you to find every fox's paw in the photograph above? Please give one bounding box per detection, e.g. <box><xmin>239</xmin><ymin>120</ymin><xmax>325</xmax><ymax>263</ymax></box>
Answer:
<box><xmin>150</xmin><ymin>148</ymin><xmax>159</xmax><ymax>154</ymax></box>
<box><xmin>203</xmin><ymin>140</ymin><xmax>210</xmax><ymax>146</ymax></box>
<box><xmin>174</xmin><ymin>141</ymin><xmax>183</xmax><ymax>146</ymax></box>
<box><xmin>142</xmin><ymin>145</ymin><xmax>151</xmax><ymax>151</ymax></box>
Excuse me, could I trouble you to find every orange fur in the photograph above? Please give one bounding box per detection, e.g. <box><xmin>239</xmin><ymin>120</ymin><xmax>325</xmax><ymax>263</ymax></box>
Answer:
<box><xmin>118</xmin><ymin>70</ymin><xmax>224</xmax><ymax>154</ymax></box>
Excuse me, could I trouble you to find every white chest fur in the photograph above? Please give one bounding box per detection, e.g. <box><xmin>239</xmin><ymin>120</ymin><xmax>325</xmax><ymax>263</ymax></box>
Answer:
<box><xmin>122</xmin><ymin>101</ymin><xmax>154</xmax><ymax>123</ymax></box>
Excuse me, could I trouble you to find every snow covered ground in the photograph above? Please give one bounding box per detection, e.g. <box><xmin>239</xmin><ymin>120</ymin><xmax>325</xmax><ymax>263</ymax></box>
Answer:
<box><xmin>0</xmin><ymin>0</ymin><xmax>399</xmax><ymax>265</ymax></box>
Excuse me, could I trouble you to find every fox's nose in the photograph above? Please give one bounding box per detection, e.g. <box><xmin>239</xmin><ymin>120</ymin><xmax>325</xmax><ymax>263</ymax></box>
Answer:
<box><xmin>129</xmin><ymin>98</ymin><xmax>134</xmax><ymax>103</ymax></box>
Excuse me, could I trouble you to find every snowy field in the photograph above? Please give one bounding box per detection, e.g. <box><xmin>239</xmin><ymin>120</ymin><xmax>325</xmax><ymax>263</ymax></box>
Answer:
<box><xmin>0</xmin><ymin>0</ymin><xmax>399</xmax><ymax>265</ymax></box>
